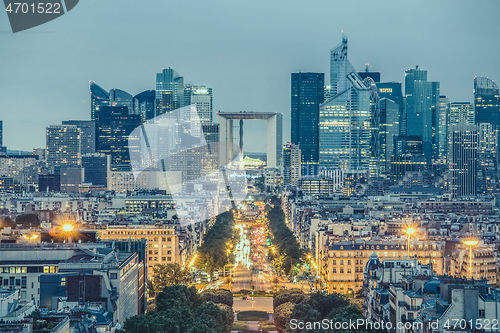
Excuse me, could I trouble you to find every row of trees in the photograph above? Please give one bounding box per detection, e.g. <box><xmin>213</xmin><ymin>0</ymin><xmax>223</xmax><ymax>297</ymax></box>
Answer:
<box><xmin>195</xmin><ymin>211</ymin><xmax>238</xmax><ymax>276</ymax></box>
<box><xmin>265</xmin><ymin>198</ymin><xmax>304</xmax><ymax>275</ymax></box>
<box><xmin>0</xmin><ymin>214</ymin><xmax>40</xmax><ymax>229</ymax></box>
<box><xmin>118</xmin><ymin>286</ymin><xmax>233</xmax><ymax>333</ymax></box>
<box><xmin>149</xmin><ymin>263</ymin><xmax>191</xmax><ymax>296</ymax></box>
<box><xmin>273</xmin><ymin>289</ymin><xmax>384</xmax><ymax>333</ymax></box>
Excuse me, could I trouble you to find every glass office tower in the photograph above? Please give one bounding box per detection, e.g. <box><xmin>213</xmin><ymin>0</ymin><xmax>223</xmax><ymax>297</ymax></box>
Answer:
<box><xmin>438</xmin><ymin>96</ymin><xmax>449</xmax><ymax>161</ymax></box>
<box><xmin>320</xmin><ymin>38</ymin><xmax>370</xmax><ymax>172</ymax></box>
<box><xmin>449</xmin><ymin>124</ymin><xmax>477</xmax><ymax>197</ymax></box>
<box><xmin>474</xmin><ymin>76</ymin><xmax>500</xmax><ymax>128</ymax></box>
<box><xmin>110</xmin><ymin>89</ymin><xmax>139</xmax><ymax>115</ymax></box>
<box><xmin>90</xmin><ymin>81</ymin><xmax>110</xmax><ymax>121</ymax></box>
<box><xmin>291</xmin><ymin>72</ymin><xmax>324</xmax><ymax>175</ymax></box>
<box><xmin>155</xmin><ymin>68</ymin><xmax>184</xmax><ymax>116</ymax></box>
<box><xmin>404</xmin><ymin>66</ymin><xmax>439</xmax><ymax>162</ymax></box>
<box><xmin>135</xmin><ymin>90</ymin><xmax>156</xmax><ymax>122</ymax></box>
<box><xmin>379</xmin><ymin>98</ymin><xmax>400</xmax><ymax>174</ymax></box>
<box><xmin>184</xmin><ymin>85</ymin><xmax>213</xmax><ymax>126</ymax></box>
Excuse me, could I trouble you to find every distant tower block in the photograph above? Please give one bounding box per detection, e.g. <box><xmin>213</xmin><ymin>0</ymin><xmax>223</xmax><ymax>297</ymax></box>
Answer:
<box><xmin>217</xmin><ymin>112</ymin><xmax>283</xmax><ymax>168</ymax></box>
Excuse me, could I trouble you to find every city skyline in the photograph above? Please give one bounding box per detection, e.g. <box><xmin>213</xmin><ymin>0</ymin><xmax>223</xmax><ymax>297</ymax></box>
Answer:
<box><xmin>2</xmin><ymin>0</ymin><xmax>500</xmax><ymax>152</ymax></box>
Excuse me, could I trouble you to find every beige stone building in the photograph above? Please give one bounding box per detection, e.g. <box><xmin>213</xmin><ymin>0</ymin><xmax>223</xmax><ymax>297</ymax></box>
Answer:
<box><xmin>450</xmin><ymin>246</ymin><xmax>497</xmax><ymax>285</ymax></box>
<box><xmin>321</xmin><ymin>240</ymin><xmax>444</xmax><ymax>295</ymax></box>
<box><xmin>99</xmin><ymin>225</ymin><xmax>180</xmax><ymax>279</ymax></box>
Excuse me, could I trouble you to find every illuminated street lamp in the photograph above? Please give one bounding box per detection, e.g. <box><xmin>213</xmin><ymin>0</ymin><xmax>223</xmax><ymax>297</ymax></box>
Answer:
<box><xmin>404</xmin><ymin>227</ymin><xmax>416</xmax><ymax>258</ymax></box>
<box><xmin>61</xmin><ymin>223</ymin><xmax>75</xmax><ymax>243</ymax></box>
<box><xmin>464</xmin><ymin>239</ymin><xmax>479</xmax><ymax>279</ymax></box>
<box><xmin>62</xmin><ymin>224</ymin><xmax>74</xmax><ymax>232</ymax></box>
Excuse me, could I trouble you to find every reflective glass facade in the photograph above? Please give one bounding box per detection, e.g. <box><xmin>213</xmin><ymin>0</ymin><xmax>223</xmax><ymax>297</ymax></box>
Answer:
<box><xmin>474</xmin><ymin>76</ymin><xmax>500</xmax><ymax>126</ymax></box>
<box><xmin>404</xmin><ymin>66</ymin><xmax>439</xmax><ymax>162</ymax></box>
<box><xmin>438</xmin><ymin>96</ymin><xmax>449</xmax><ymax>160</ymax></box>
<box><xmin>379</xmin><ymin>98</ymin><xmax>399</xmax><ymax>174</ymax></box>
<box><xmin>184</xmin><ymin>85</ymin><xmax>213</xmax><ymax>125</ymax></box>
<box><xmin>90</xmin><ymin>81</ymin><xmax>110</xmax><ymax>121</ymax></box>
<box><xmin>135</xmin><ymin>90</ymin><xmax>155</xmax><ymax>122</ymax></box>
<box><xmin>320</xmin><ymin>73</ymin><xmax>370</xmax><ymax>171</ymax></box>
<box><xmin>449</xmin><ymin>124</ymin><xmax>477</xmax><ymax>197</ymax></box>
<box><xmin>155</xmin><ymin>68</ymin><xmax>184</xmax><ymax>116</ymax></box>
<box><xmin>291</xmin><ymin>72</ymin><xmax>324</xmax><ymax>175</ymax></box>
<box><xmin>477</xmin><ymin>123</ymin><xmax>499</xmax><ymax>195</ymax></box>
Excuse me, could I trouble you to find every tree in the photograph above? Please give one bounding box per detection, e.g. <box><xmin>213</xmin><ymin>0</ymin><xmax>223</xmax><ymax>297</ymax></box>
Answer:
<box><xmin>274</xmin><ymin>302</ymin><xmax>295</xmax><ymax>332</ymax></box>
<box><xmin>201</xmin><ymin>289</ymin><xmax>233</xmax><ymax>307</ymax></box>
<box><xmin>152</xmin><ymin>263</ymin><xmax>191</xmax><ymax>295</ymax></box>
<box><xmin>326</xmin><ymin>305</ymin><xmax>386</xmax><ymax>333</ymax></box>
<box><xmin>273</xmin><ymin>289</ymin><xmax>306</xmax><ymax>310</ymax></box>
<box><xmin>0</xmin><ymin>216</ymin><xmax>16</xmax><ymax>229</ymax></box>
<box><xmin>289</xmin><ymin>303</ymin><xmax>321</xmax><ymax>333</ymax></box>
<box><xmin>307</xmin><ymin>292</ymin><xmax>350</xmax><ymax>319</ymax></box>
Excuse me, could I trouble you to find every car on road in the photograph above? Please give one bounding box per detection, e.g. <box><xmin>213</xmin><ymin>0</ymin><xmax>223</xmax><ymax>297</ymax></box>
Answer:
<box><xmin>241</xmin><ymin>296</ymin><xmax>248</xmax><ymax>300</ymax></box>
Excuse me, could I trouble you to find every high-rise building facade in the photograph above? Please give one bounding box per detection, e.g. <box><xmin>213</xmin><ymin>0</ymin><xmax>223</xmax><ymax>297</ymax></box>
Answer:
<box><xmin>155</xmin><ymin>68</ymin><xmax>184</xmax><ymax>116</ymax></box>
<box><xmin>320</xmin><ymin>37</ymin><xmax>370</xmax><ymax>172</ymax></box>
<box><xmin>438</xmin><ymin>96</ymin><xmax>450</xmax><ymax>161</ymax></box>
<box><xmin>364</xmin><ymin>77</ymin><xmax>380</xmax><ymax>177</ymax></box>
<box><xmin>46</xmin><ymin>125</ymin><xmax>81</xmax><ymax>167</ymax></box>
<box><xmin>379</xmin><ymin>98</ymin><xmax>400</xmax><ymax>174</ymax></box>
<box><xmin>474</xmin><ymin>76</ymin><xmax>500</xmax><ymax>127</ymax></box>
<box><xmin>283</xmin><ymin>143</ymin><xmax>301</xmax><ymax>186</ymax></box>
<box><xmin>449</xmin><ymin>102</ymin><xmax>474</xmax><ymax>125</ymax></box>
<box><xmin>404</xmin><ymin>66</ymin><xmax>440</xmax><ymax>162</ymax></box>
<box><xmin>184</xmin><ymin>85</ymin><xmax>213</xmax><ymax>125</ymax></box>
<box><xmin>476</xmin><ymin>123</ymin><xmax>499</xmax><ymax>195</ymax></box>
<box><xmin>90</xmin><ymin>81</ymin><xmax>110</xmax><ymax>121</ymax></box>
<box><xmin>377</xmin><ymin>82</ymin><xmax>404</xmax><ymax>135</ymax></box>
<box><xmin>135</xmin><ymin>90</ymin><xmax>156</xmax><ymax>122</ymax></box>
<box><xmin>62</xmin><ymin>120</ymin><xmax>96</xmax><ymax>154</ymax></box>
<box><xmin>291</xmin><ymin>72</ymin><xmax>324</xmax><ymax>175</ymax></box>
<box><xmin>449</xmin><ymin>124</ymin><xmax>477</xmax><ymax>197</ymax></box>
<box><xmin>82</xmin><ymin>153</ymin><xmax>111</xmax><ymax>187</ymax></box>
<box><xmin>95</xmin><ymin>106</ymin><xmax>141</xmax><ymax>169</ymax></box>
<box><xmin>110</xmin><ymin>89</ymin><xmax>139</xmax><ymax>115</ymax></box>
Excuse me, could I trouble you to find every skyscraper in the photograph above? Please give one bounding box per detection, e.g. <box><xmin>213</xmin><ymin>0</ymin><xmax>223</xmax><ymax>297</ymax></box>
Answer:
<box><xmin>46</xmin><ymin>125</ymin><xmax>81</xmax><ymax>167</ymax></box>
<box><xmin>110</xmin><ymin>89</ymin><xmax>139</xmax><ymax>115</ymax></box>
<box><xmin>82</xmin><ymin>153</ymin><xmax>110</xmax><ymax>187</ymax></box>
<box><xmin>90</xmin><ymin>81</ymin><xmax>110</xmax><ymax>121</ymax></box>
<box><xmin>449</xmin><ymin>124</ymin><xmax>477</xmax><ymax>197</ymax></box>
<box><xmin>62</xmin><ymin>120</ymin><xmax>96</xmax><ymax>154</ymax></box>
<box><xmin>404</xmin><ymin>66</ymin><xmax>440</xmax><ymax>162</ymax></box>
<box><xmin>155</xmin><ymin>68</ymin><xmax>184</xmax><ymax>116</ymax></box>
<box><xmin>320</xmin><ymin>37</ymin><xmax>370</xmax><ymax>172</ymax></box>
<box><xmin>283</xmin><ymin>143</ymin><xmax>301</xmax><ymax>186</ymax></box>
<box><xmin>449</xmin><ymin>102</ymin><xmax>474</xmax><ymax>125</ymax></box>
<box><xmin>474</xmin><ymin>76</ymin><xmax>500</xmax><ymax>127</ymax></box>
<box><xmin>379</xmin><ymin>98</ymin><xmax>400</xmax><ymax>174</ymax></box>
<box><xmin>438</xmin><ymin>96</ymin><xmax>449</xmax><ymax>161</ymax></box>
<box><xmin>184</xmin><ymin>85</ymin><xmax>213</xmax><ymax>125</ymax></box>
<box><xmin>477</xmin><ymin>123</ymin><xmax>498</xmax><ymax>195</ymax></box>
<box><xmin>363</xmin><ymin>77</ymin><xmax>380</xmax><ymax>177</ymax></box>
<box><xmin>291</xmin><ymin>72</ymin><xmax>324</xmax><ymax>175</ymax></box>
<box><xmin>95</xmin><ymin>106</ymin><xmax>141</xmax><ymax>169</ymax></box>
<box><xmin>135</xmin><ymin>90</ymin><xmax>156</xmax><ymax>122</ymax></box>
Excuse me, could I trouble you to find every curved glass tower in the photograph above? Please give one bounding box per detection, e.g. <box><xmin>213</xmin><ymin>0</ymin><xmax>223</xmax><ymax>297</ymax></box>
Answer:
<box><xmin>321</xmin><ymin>39</ymin><xmax>370</xmax><ymax>172</ymax></box>
<box><xmin>90</xmin><ymin>81</ymin><xmax>109</xmax><ymax>121</ymax></box>
<box><xmin>474</xmin><ymin>76</ymin><xmax>500</xmax><ymax>125</ymax></box>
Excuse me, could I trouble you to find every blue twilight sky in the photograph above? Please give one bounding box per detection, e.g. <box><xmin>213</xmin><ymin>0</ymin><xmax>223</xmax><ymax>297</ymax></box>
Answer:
<box><xmin>1</xmin><ymin>0</ymin><xmax>500</xmax><ymax>152</ymax></box>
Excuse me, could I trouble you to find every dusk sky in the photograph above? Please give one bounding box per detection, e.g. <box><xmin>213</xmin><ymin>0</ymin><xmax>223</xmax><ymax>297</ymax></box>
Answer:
<box><xmin>1</xmin><ymin>0</ymin><xmax>500</xmax><ymax>152</ymax></box>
